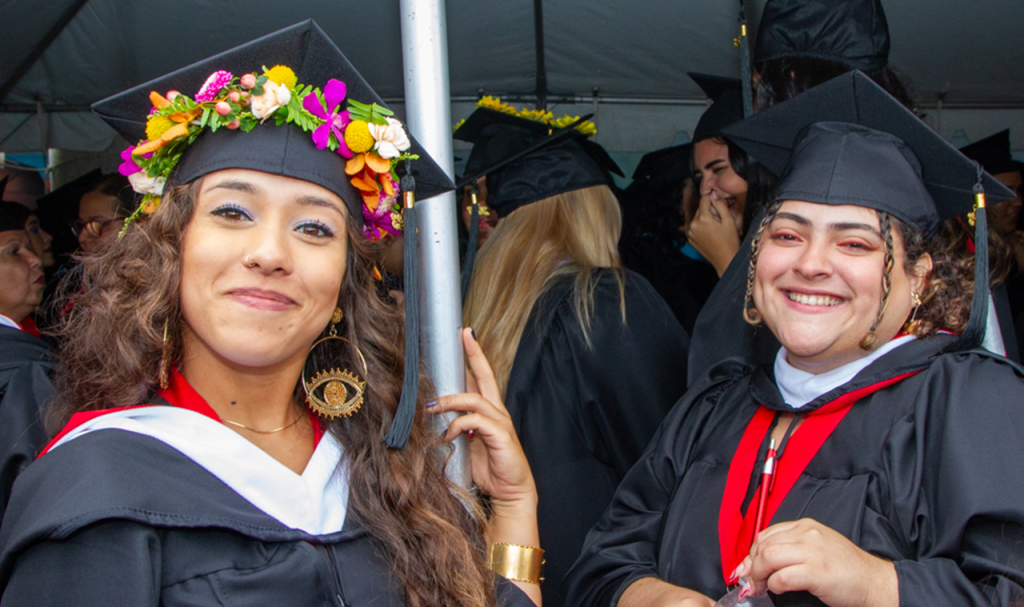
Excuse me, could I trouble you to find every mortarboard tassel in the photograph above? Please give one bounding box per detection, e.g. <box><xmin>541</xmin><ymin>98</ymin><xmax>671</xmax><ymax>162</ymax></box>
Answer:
<box><xmin>460</xmin><ymin>186</ymin><xmax>480</xmax><ymax>302</ymax></box>
<box><xmin>384</xmin><ymin>160</ymin><xmax>420</xmax><ymax>449</ymax></box>
<box><xmin>951</xmin><ymin>162</ymin><xmax>990</xmax><ymax>351</ymax></box>
<box><xmin>738</xmin><ymin>1</ymin><xmax>754</xmax><ymax>118</ymax></box>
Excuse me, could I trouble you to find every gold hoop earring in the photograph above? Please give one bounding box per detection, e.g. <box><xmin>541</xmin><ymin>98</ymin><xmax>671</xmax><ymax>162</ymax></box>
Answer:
<box><xmin>904</xmin><ymin>291</ymin><xmax>923</xmax><ymax>333</ymax></box>
<box><xmin>302</xmin><ymin>307</ymin><xmax>368</xmax><ymax>418</ymax></box>
<box><xmin>158</xmin><ymin>320</ymin><xmax>171</xmax><ymax>390</ymax></box>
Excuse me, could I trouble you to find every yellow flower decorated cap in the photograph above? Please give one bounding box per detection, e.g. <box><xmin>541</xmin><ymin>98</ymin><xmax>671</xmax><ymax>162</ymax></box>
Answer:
<box><xmin>453</xmin><ymin>103</ymin><xmax>621</xmax><ymax>219</ymax></box>
<box><xmin>92</xmin><ymin>20</ymin><xmax>454</xmax><ymax>241</ymax></box>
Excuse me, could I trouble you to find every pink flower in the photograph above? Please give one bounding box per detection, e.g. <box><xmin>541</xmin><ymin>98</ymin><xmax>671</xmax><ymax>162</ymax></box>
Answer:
<box><xmin>302</xmin><ymin>79</ymin><xmax>353</xmax><ymax>158</ymax></box>
<box><xmin>195</xmin><ymin>70</ymin><xmax>233</xmax><ymax>102</ymax></box>
<box><xmin>118</xmin><ymin>146</ymin><xmax>143</xmax><ymax>177</ymax></box>
<box><xmin>362</xmin><ymin>190</ymin><xmax>402</xmax><ymax>241</ymax></box>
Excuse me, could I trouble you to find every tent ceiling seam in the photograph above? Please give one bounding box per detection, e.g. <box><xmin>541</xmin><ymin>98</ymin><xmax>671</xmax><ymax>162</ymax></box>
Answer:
<box><xmin>0</xmin><ymin>0</ymin><xmax>92</xmax><ymax>104</ymax></box>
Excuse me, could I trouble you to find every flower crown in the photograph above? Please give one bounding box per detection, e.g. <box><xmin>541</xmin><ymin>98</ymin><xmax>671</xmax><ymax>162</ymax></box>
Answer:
<box><xmin>117</xmin><ymin>65</ymin><xmax>416</xmax><ymax>241</ymax></box>
<box><xmin>453</xmin><ymin>96</ymin><xmax>598</xmax><ymax>136</ymax></box>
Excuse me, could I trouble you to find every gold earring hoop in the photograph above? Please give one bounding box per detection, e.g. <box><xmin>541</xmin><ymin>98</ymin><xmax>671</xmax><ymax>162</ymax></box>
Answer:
<box><xmin>904</xmin><ymin>291</ymin><xmax>923</xmax><ymax>333</ymax></box>
<box><xmin>302</xmin><ymin>307</ymin><xmax>368</xmax><ymax>418</ymax></box>
<box><xmin>158</xmin><ymin>319</ymin><xmax>171</xmax><ymax>390</ymax></box>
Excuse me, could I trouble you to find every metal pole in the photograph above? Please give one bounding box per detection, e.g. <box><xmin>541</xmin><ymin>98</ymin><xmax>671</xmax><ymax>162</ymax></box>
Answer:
<box><xmin>533</xmin><ymin>0</ymin><xmax>548</xmax><ymax>111</ymax></box>
<box><xmin>399</xmin><ymin>0</ymin><xmax>472</xmax><ymax>491</ymax></box>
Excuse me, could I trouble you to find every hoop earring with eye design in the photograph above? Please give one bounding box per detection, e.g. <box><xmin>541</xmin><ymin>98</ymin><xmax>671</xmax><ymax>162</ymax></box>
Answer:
<box><xmin>302</xmin><ymin>307</ymin><xmax>368</xmax><ymax>418</ymax></box>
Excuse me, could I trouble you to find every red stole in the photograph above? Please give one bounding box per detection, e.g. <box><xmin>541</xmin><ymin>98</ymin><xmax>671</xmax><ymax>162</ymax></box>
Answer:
<box><xmin>717</xmin><ymin>370</ymin><xmax>921</xmax><ymax>583</ymax></box>
<box><xmin>40</xmin><ymin>368</ymin><xmax>323</xmax><ymax>458</ymax></box>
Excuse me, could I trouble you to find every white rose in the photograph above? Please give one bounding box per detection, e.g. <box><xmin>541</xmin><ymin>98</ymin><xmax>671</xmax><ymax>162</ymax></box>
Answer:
<box><xmin>250</xmin><ymin>81</ymin><xmax>292</xmax><ymax>120</ymax></box>
<box><xmin>368</xmin><ymin>117</ymin><xmax>411</xmax><ymax>159</ymax></box>
<box><xmin>128</xmin><ymin>173</ymin><xmax>166</xmax><ymax>196</ymax></box>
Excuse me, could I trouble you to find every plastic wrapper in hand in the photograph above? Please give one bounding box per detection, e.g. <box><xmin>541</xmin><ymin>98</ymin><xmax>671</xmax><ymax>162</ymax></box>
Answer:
<box><xmin>715</xmin><ymin>577</ymin><xmax>773</xmax><ymax>607</ymax></box>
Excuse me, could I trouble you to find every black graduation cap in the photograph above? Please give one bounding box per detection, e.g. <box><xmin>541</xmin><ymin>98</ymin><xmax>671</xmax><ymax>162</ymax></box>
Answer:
<box><xmin>626</xmin><ymin>143</ymin><xmax>692</xmax><ymax>196</ymax></box>
<box><xmin>92</xmin><ymin>20</ymin><xmax>455</xmax><ymax>226</ymax></box>
<box><xmin>754</xmin><ymin>0</ymin><xmax>890</xmax><ymax>72</ymax></box>
<box><xmin>0</xmin><ymin>206</ymin><xmax>23</xmax><ymax>233</ymax></box>
<box><xmin>453</xmin><ymin>107</ymin><xmax>618</xmax><ymax>219</ymax></box>
<box><xmin>35</xmin><ymin>169</ymin><xmax>107</xmax><ymax>261</ymax></box>
<box><xmin>722</xmin><ymin>70</ymin><xmax>1015</xmax><ymax>352</ymax></box>
<box><xmin>690</xmin><ymin>73</ymin><xmax>745</xmax><ymax>143</ymax></box>
<box><xmin>721</xmin><ymin>71</ymin><xmax>1014</xmax><ymax>231</ymax></box>
<box><xmin>0</xmin><ymin>201</ymin><xmax>30</xmax><ymax>227</ymax></box>
<box><xmin>960</xmin><ymin>130</ymin><xmax>1016</xmax><ymax>177</ymax></box>
<box><xmin>93</xmin><ymin>20</ymin><xmax>448</xmax><ymax>450</ymax></box>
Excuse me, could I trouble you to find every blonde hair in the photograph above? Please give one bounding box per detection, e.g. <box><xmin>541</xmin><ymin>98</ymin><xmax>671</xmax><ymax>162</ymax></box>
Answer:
<box><xmin>464</xmin><ymin>185</ymin><xmax>625</xmax><ymax>395</ymax></box>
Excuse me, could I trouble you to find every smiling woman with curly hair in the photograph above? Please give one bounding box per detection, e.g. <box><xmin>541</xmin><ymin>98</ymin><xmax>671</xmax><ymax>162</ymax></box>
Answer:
<box><xmin>567</xmin><ymin>72</ymin><xmax>1024</xmax><ymax>607</ymax></box>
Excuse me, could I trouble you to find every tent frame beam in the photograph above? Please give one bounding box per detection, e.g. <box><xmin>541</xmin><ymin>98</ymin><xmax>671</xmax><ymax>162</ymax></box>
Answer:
<box><xmin>0</xmin><ymin>0</ymin><xmax>91</xmax><ymax>103</ymax></box>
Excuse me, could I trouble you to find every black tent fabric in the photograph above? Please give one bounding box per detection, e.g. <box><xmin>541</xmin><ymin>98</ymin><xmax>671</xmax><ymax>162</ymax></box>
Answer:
<box><xmin>1</xmin><ymin>0</ymin><xmax>1022</xmax><ymax>153</ymax></box>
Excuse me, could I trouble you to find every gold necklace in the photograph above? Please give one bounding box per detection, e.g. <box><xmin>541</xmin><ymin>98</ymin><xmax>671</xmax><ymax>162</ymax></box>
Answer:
<box><xmin>221</xmin><ymin>410</ymin><xmax>305</xmax><ymax>434</ymax></box>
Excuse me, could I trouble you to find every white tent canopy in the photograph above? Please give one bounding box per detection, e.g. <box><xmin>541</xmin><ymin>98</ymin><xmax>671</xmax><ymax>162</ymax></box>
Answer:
<box><xmin>2</xmin><ymin>0</ymin><xmax>1023</xmax><ymax>156</ymax></box>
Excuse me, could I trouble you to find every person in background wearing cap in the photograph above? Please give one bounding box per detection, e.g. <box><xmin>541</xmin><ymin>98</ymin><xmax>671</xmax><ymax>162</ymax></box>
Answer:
<box><xmin>566</xmin><ymin>72</ymin><xmax>1024</xmax><ymax>607</ymax></box>
<box><xmin>619</xmin><ymin>144</ymin><xmax>716</xmax><ymax>333</ymax></box>
<box><xmin>0</xmin><ymin>22</ymin><xmax>541</xmax><ymax>607</ymax></box>
<box><xmin>688</xmin><ymin>0</ymin><xmax>915</xmax><ymax>385</ymax></box>
<box><xmin>0</xmin><ymin>202</ymin><xmax>54</xmax><ymax>272</ymax></box>
<box><xmin>685</xmin><ymin>74</ymin><xmax>751</xmax><ymax>279</ymax></box>
<box><xmin>0</xmin><ymin>207</ymin><xmax>54</xmax><ymax>520</ymax></box>
<box><xmin>71</xmin><ymin>173</ymin><xmax>134</xmax><ymax>255</ymax></box>
<box><xmin>0</xmin><ymin>201</ymin><xmax>55</xmax><ymax>340</ymax></box>
<box><xmin>458</xmin><ymin>102</ymin><xmax>690</xmax><ymax>607</ymax></box>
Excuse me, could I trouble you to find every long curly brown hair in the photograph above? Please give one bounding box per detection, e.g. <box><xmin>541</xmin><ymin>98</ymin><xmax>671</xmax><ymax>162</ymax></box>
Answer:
<box><xmin>52</xmin><ymin>179</ymin><xmax>497</xmax><ymax>607</ymax></box>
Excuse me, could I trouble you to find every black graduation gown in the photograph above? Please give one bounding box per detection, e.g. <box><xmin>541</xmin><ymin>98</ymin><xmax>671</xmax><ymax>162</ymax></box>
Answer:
<box><xmin>0</xmin><ymin>326</ymin><xmax>54</xmax><ymax>517</ymax></box>
<box><xmin>504</xmin><ymin>269</ymin><xmax>690</xmax><ymax>607</ymax></box>
<box><xmin>0</xmin><ymin>430</ymin><xmax>533</xmax><ymax>607</ymax></box>
<box><xmin>621</xmin><ymin>237</ymin><xmax>719</xmax><ymax>335</ymax></box>
<box><xmin>565</xmin><ymin>334</ymin><xmax>1024</xmax><ymax>607</ymax></box>
<box><xmin>687</xmin><ymin>215</ymin><xmax>781</xmax><ymax>385</ymax></box>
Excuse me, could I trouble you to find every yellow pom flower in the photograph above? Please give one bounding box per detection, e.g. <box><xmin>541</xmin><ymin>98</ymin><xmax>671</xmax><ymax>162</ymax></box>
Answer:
<box><xmin>478</xmin><ymin>96</ymin><xmax>516</xmax><ymax>114</ymax></box>
<box><xmin>145</xmin><ymin>115</ymin><xmax>176</xmax><ymax>141</ymax></box>
<box><xmin>345</xmin><ymin>120</ymin><xmax>374</xmax><ymax>154</ymax></box>
<box><xmin>518</xmin><ymin>108</ymin><xmax>554</xmax><ymax>123</ymax></box>
<box><xmin>263</xmin><ymin>65</ymin><xmax>298</xmax><ymax>89</ymax></box>
<box><xmin>551</xmin><ymin>115</ymin><xmax>597</xmax><ymax>136</ymax></box>
<box><xmin>452</xmin><ymin>118</ymin><xmax>466</xmax><ymax>132</ymax></box>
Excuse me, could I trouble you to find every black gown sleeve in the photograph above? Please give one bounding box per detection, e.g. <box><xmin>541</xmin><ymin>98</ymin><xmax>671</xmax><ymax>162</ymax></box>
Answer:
<box><xmin>577</xmin><ymin>271</ymin><xmax>691</xmax><ymax>478</ymax></box>
<box><xmin>2</xmin><ymin>520</ymin><xmax>161</xmax><ymax>607</ymax></box>
<box><xmin>0</xmin><ymin>362</ymin><xmax>52</xmax><ymax>515</ymax></box>
<box><xmin>888</xmin><ymin>353</ymin><xmax>1024</xmax><ymax>606</ymax></box>
<box><xmin>686</xmin><ymin>210</ymin><xmax>779</xmax><ymax>384</ymax></box>
<box><xmin>563</xmin><ymin>363</ymin><xmax>745</xmax><ymax>607</ymax></box>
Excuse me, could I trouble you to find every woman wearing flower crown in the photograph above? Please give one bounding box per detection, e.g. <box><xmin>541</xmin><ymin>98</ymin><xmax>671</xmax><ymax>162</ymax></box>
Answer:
<box><xmin>0</xmin><ymin>22</ymin><xmax>541</xmax><ymax>607</ymax></box>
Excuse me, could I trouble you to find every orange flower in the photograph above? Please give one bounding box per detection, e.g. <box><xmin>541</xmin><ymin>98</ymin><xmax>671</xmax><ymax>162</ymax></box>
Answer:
<box><xmin>365</xmin><ymin>153</ymin><xmax>391</xmax><ymax>174</ymax></box>
<box><xmin>134</xmin><ymin>122</ymin><xmax>190</xmax><ymax>155</ymax></box>
<box><xmin>350</xmin><ymin>173</ymin><xmax>379</xmax><ymax>193</ymax></box>
<box><xmin>150</xmin><ymin>91</ymin><xmax>171</xmax><ymax>109</ymax></box>
<box><xmin>345</xmin><ymin>154</ymin><xmax>366</xmax><ymax>175</ymax></box>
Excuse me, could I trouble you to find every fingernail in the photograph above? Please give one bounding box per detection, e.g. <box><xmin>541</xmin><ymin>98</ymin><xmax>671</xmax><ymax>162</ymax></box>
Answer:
<box><xmin>425</xmin><ymin>400</ymin><xmax>437</xmax><ymax>408</ymax></box>
<box><xmin>467</xmin><ymin>430</ymin><xmax>474</xmax><ymax>439</ymax></box>
<box><xmin>470</xmin><ymin>328</ymin><xmax>477</xmax><ymax>340</ymax></box>
<box><xmin>728</xmin><ymin>567</ymin><xmax>739</xmax><ymax>583</ymax></box>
